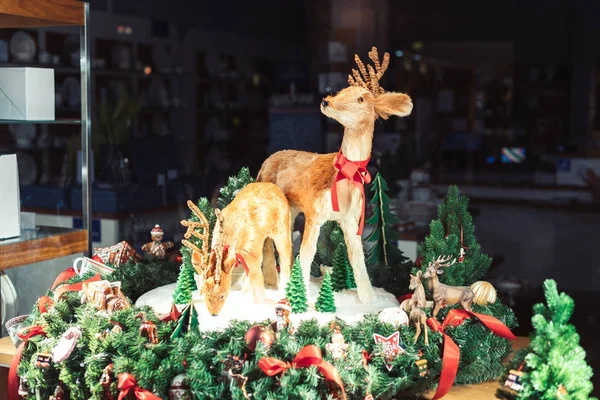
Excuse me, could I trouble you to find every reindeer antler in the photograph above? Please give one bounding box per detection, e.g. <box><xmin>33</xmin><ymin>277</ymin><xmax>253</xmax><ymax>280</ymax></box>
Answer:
<box><xmin>428</xmin><ymin>255</ymin><xmax>456</xmax><ymax>269</ymax></box>
<box><xmin>180</xmin><ymin>200</ymin><xmax>210</xmax><ymax>275</ymax></box>
<box><xmin>213</xmin><ymin>209</ymin><xmax>226</xmax><ymax>284</ymax></box>
<box><xmin>348</xmin><ymin>46</ymin><xmax>390</xmax><ymax>96</ymax></box>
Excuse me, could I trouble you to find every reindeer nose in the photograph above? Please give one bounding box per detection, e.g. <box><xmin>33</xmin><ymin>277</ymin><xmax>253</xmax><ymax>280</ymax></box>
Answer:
<box><xmin>321</xmin><ymin>99</ymin><xmax>329</xmax><ymax>108</ymax></box>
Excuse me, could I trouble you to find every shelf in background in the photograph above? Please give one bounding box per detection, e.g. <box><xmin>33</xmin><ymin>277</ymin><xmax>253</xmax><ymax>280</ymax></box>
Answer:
<box><xmin>0</xmin><ymin>226</ymin><xmax>87</xmax><ymax>270</ymax></box>
<box><xmin>0</xmin><ymin>118</ymin><xmax>81</xmax><ymax>125</ymax></box>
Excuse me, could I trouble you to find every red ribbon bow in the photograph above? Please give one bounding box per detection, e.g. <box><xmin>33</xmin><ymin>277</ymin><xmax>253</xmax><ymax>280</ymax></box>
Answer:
<box><xmin>8</xmin><ymin>326</ymin><xmax>47</xmax><ymax>400</ymax></box>
<box><xmin>331</xmin><ymin>150</ymin><xmax>371</xmax><ymax>235</ymax></box>
<box><xmin>258</xmin><ymin>345</ymin><xmax>346</xmax><ymax>399</ymax></box>
<box><xmin>37</xmin><ymin>267</ymin><xmax>81</xmax><ymax>313</ymax></box>
<box><xmin>426</xmin><ymin>309</ymin><xmax>516</xmax><ymax>400</ymax></box>
<box><xmin>117</xmin><ymin>373</ymin><xmax>161</xmax><ymax>400</ymax></box>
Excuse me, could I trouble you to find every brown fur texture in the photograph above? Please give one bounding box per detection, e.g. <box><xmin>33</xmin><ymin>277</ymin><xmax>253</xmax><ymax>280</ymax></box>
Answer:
<box><xmin>184</xmin><ymin>183</ymin><xmax>292</xmax><ymax>316</ymax></box>
<box><xmin>422</xmin><ymin>256</ymin><xmax>474</xmax><ymax>318</ymax></box>
<box><xmin>257</xmin><ymin>47</ymin><xmax>413</xmax><ymax>303</ymax></box>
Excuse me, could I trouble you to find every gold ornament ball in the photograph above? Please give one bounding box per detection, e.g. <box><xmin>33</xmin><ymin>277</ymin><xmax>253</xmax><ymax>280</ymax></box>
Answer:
<box><xmin>470</xmin><ymin>281</ymin><xmax>497</xmax><ymax>306</ymax></box>
<box><xmin>244</xmin><ymin>325</ymin><xmax>275</xmax><ymax>352</ymax></box>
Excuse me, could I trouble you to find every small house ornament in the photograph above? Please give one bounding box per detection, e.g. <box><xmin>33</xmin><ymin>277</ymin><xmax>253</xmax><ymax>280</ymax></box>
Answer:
<box><xmin>142</xmin><ymin>224</ymin><xmax>174</xmax><ymax>259</ymax></box>
<box><xmin>504</xmin><ymin>368</ymin><xmax>524</xmax><ymax>392</ymax></box>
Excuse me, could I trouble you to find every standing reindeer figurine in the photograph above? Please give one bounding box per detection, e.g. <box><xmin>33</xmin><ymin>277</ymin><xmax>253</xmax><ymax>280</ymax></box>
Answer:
<box><xmin>408</xmin><ymin>271</ymin><xmax>429</xmax><ymax>345</ymax></box>
<box><xmin>423</xmin><ymin>255</ymin><xmax>475</xmax><ymax>318</ymax></box>
<box><xmin>257</xmin><ymin>47</ymin><xmax>413</xmax><ymax>302</ymax></box>
<box><xmin>181</xmin><ymin>182</ymin><xmax>293</xmax><ymax>316</ymax></box>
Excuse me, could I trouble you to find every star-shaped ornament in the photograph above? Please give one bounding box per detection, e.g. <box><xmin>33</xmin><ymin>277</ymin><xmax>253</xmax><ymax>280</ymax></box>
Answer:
<box><xmin>373</xmin><ymin>331</ymin><xmax>406</xmax><ymax>371</ymax></box>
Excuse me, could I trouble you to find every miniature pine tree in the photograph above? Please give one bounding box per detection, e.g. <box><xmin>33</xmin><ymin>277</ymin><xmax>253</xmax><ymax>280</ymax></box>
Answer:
<box><xmin>345</xmin><ymin>262</ymin><xmax>356</xmax><ymax>289</ymax></box>
<box><xmin>172</xmin><ymin>264</ymin><xmax>197</xmax><ymax>304</ymax></box>
<box><xmin>217</xmin><ymin>166</ymin><xmax>254</xmax><ymax>209</ymax></box>
<box><xmin>497</xmin><ymin>280</ymin><xmax>596</xmax><ymax>400</ymax></box>
<box><xmin>331</xmin><ymin>243</ymin><xmax>350</xmax><ymax>291</ymax></box>
<box><xmin>365</xmin><ymin>173</ymin><xmax>408</xmax><ymax>266</ymax></box>
<box><xmin>315</xmin><ymin>221</ymin><xmax>345</xmax><ymax>270</ymax></box>
<box><xmin>315</xmin><ymin>272</ymin><xmax>336</xmax><ymax>312</ymax></box>
<box><xmin>171</xmin><ymin>301</ymin><xmax>200</xmax><ymax>339</ymax></box>
<box><xmin>417</xmin><ymin>185</ymin><xmax>491</xmax><ymax>286</ymax></box>
<box><xmin>285</xmin><ymin>257</ymin><xmax>308</xmax><ymax>313</ymax></box>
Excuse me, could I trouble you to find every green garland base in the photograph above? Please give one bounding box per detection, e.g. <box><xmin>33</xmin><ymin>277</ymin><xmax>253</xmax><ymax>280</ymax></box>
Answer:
<box><xmin>16</xmin><ymin>270</ymin><xmax>517</xmax><ymax>400</ymax></box>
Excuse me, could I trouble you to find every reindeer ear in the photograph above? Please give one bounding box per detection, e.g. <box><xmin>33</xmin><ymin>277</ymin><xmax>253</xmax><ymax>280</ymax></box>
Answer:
<box><xmin>223</xmin><ymin>245</ymin><xmax>237</xmax><ymax>274</ymax></box>
<box><xmin>436</xmin><ymin>269</ymin><xmax>444</xmax><ymax>275</ymax></box>
<box><xmin>374</xmin><ymin>92</ymin><xmax>413</xmax><ymax>119</ymax></box>
<box><xmin>416</xmin><ymin>270</ymin><xmax>422</xmax><ymax>278</ymax></box>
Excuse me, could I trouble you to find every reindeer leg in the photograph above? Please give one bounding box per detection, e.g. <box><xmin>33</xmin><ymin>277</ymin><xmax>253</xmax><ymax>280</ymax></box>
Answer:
<box><xmin>339</xmin><ymin>220</ymin><xmax>375</xmax><ymax>303</ymax></box>
<box><xmin>423</xmin><ymin>321</ymin><xmax>429</xmax><ymax>346</ymax></box>
<box><xmin>262</xmin><ymin>239</ymin><xmax>278</xmax><ymax>289</ymax></box>
<box><xmin>245</xmin><ymin>253</ymin><xmax>266</xmax><ymax>304</ymax></box>
<box><xmin>413</xmin><ymin>321</ymin><xmax>421</xmax><ymax>344</ymax></box>
<box><xmin>299</xmin><ymin>217</ymin><xmax>322</xmax><ymax>295</ymax></box>
<box><xmin>272</xmin><ymin>231</ymin><xmax>292</xmax><ymax>295</ymax></box>
<box><xmin>432</xmin><ymin>302</ymin><xmax>442</xmax><ymax>318</ymax></box>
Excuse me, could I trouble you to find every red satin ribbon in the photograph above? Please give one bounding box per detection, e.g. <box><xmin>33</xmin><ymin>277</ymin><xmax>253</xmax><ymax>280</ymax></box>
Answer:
<box><xmin>223</xmin><ymin>245</ymin><xmax>250</xmax><ymax>275</ymax></box>
<box><xmin>397</xmin><ymin>293</ymin><xmax>413</xmax><ymax>303</ymax></box>
<box><xmin>426</xmin><ymin>309</ymin><xmax>516</xmax><ymax>399</ymax></box>
<box><xmin>331</xmin><ymin>150</ymin><xmax>371</xmax><ymax>235</ymax></box>
<box><xmin>53</xmin><ymin>273</ymin><xmax>102</xmax><ymax>301</ymax></box>
<box><xmin>258</xmin><ymin>345</ymin><xmax>346</xmax><ymax>399</ymax></box>
<box><xmin>117</xmin><ymin>373</ymin><xmax>161</xmax><ymax>400</ymax></box>
<box><xmin>37</xmin><ymin>295</ymin><xmax>53</xmax><ymax>313</ymax></box>
<box><xmin>51</xmin><ymin>267</ymin><xmax>77</xmax><ymax>290</ymax></box>
<box><xmin>8</xmin><ymin>326</ymin><xmax>46</xmax><ymax>400</ymax></box>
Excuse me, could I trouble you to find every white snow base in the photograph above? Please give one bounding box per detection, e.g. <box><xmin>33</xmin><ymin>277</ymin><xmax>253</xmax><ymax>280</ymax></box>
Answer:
<box><xmin>136</xmin><ymin>277</ymin><xmax>400</xmax><ymax>332</ymax></box>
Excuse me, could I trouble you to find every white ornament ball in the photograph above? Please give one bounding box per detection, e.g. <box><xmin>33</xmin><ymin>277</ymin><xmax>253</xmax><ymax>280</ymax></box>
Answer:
<box><xmin>168</xmin><ymin>374</ymin><xmax>191</xmax><ymax>400</ymax></box>
<box><xmin>470</xmin><ymin>281</ymin><xmax>497</xmax><ymax>306</ymax></box>
<box><xmin>378</xmin><ymin>307</ymin><xmax>409</xmax><ymax>327</ymax></box>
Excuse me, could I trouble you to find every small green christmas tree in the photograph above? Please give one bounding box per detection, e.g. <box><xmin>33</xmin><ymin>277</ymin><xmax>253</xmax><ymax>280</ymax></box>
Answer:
<box><xmin>497</xmin><ymin>280</ymin><xmax>596</xmax><ymax>400</ymax></box>
<box><xmin>418</xmin><ymin>185</ymin><xmax>491</xmax><ymax>286</ymax></box>
<box><xmin>315</xmin><ymin>221</ymin><xmax>345</xmax><ymax>271</ymax></box>
<box><xmin>173</xmin><ymin>264</ymin><xmax>197</xmax><ymax>304</ymax></box>
<box><xmin>217</xmin><ymin>166</ymin><xmax>255</xmax><ymax>209</ymax></box>
<box><xmin>365</xmin><ymin>173</ymin><xmax>408</xmax><ymax>266</ymax></box>
<box><xmin>331</xmin><ymin>243</ymin><xmax>350</xmax><ymax>292</ymax></box>
<box><xmin>315</xmin><ymin>272</ymin><xmax>336</xmax><ymax>312</ymax></box>
<box><xmin>171</xmin><ymin>301</ymin><xmax>200</xmax><ymax>339</ymax></box>
<box><xmin>285</xmin><ymin>257</ymin><xmax>308</xmax><ymax>313</ymax></box>
<box><xmin>345</xmin><ymin>262</ymin><xmax>356</xmax><ymax>289</ymax></box>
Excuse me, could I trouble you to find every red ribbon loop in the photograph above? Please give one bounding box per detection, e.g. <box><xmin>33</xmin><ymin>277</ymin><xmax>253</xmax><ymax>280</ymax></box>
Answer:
<box><xmin>51</xmin><ymin>267</ymin><xmax>77</xmax><ymax>290</ymax></box>
<box><xmin>331</xmin><ymin>150</ymin><xmax>371</xmax><ymax>235</ymax></box>
<box><xmin>53</xmin><ymin>273</ymin><xmax>102</xmax><ymax>301</ymax></box>
<box><xmin>8</xmin><ymin>326</ymin><xmax>46</xmax><ymax>400</ymax></box>
<box><xmin>222</xmin><ymin>245</ymin><xmax>250</xmax><ymax>275</ymax></box>
<box><xmin>426</xmin><ymin>309</ymin><xmax>516</xmax><ymax>399</ymax></box>
<box><xmin>258</xmin><ymin>345</ymin><xmax>346</xmax><ymax>399</ymax></box>
<box><xmin>117</xmin><ymin>373</ymin><xmax>161</xmax><ymax>400</ymax></box>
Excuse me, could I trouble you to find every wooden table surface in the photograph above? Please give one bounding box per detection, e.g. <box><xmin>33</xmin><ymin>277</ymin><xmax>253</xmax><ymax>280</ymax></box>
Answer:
<box><xmin>0</xmin><ymin>226</ymin><xmax>87</xmax><ymax>270</ymax></box>
<box><xmin>0</xmin><ymin>336</ymin><xmax>529</xmax><ymax>399</ymax></box>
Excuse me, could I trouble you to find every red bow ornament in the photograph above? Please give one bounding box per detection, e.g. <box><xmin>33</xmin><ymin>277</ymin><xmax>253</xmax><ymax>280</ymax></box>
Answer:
<box><xmin>258</xmin><ymin>345</ymin><xmax>346</xmax><ymax>399</ymax></box>
<box><xmin>426</xmin><ymin>309</ymin><xmax>516</xmax><ymax>400</ymax></box>
<box><xmin>117</xmin><ymin>373</ymin><xmax>161</xmax><ymax>400</ymax></box>
<box><xmin>331</xmin><ymin>150</ymin><xmax>371</xmax><ymax>235</ymax></box>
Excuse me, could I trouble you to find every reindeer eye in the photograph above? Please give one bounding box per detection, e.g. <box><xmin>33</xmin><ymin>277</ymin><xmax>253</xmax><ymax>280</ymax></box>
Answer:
<box><xmin>357</xmin><ymin>96</ymin><xmax>364</xmax><ymax>103</ymax></box>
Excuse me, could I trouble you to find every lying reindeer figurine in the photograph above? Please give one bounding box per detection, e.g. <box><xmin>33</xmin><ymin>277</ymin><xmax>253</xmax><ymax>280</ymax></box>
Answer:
<box><xmin>181</xmin><ymin>182</ymin><xmax>292</xmax><ymax>316</ymax></box>
<box><xmin>422</xmin><ymin>255</ymin><xmax>474</xmax><ymax>318</ymax></box>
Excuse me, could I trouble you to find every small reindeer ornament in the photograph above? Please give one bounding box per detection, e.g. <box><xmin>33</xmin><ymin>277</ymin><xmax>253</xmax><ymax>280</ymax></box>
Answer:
<box><xmin>408</xmin><ymin>271</ymin><xmax>429</xmax><ymax>345</ymax></box>
<box><xmin>181</xmin><ymin>183</ymin><xmax>293</xmax><ymax>316</ymax></box>
<box><xmin>257</xmin><ymin>47</ymin><xmax>413</xmax><ymax>303</ymax></box>
<box><xmin>422</xmin><ymin>255</ymin><xmax>475</xmax><ymax>318</ymax></box>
